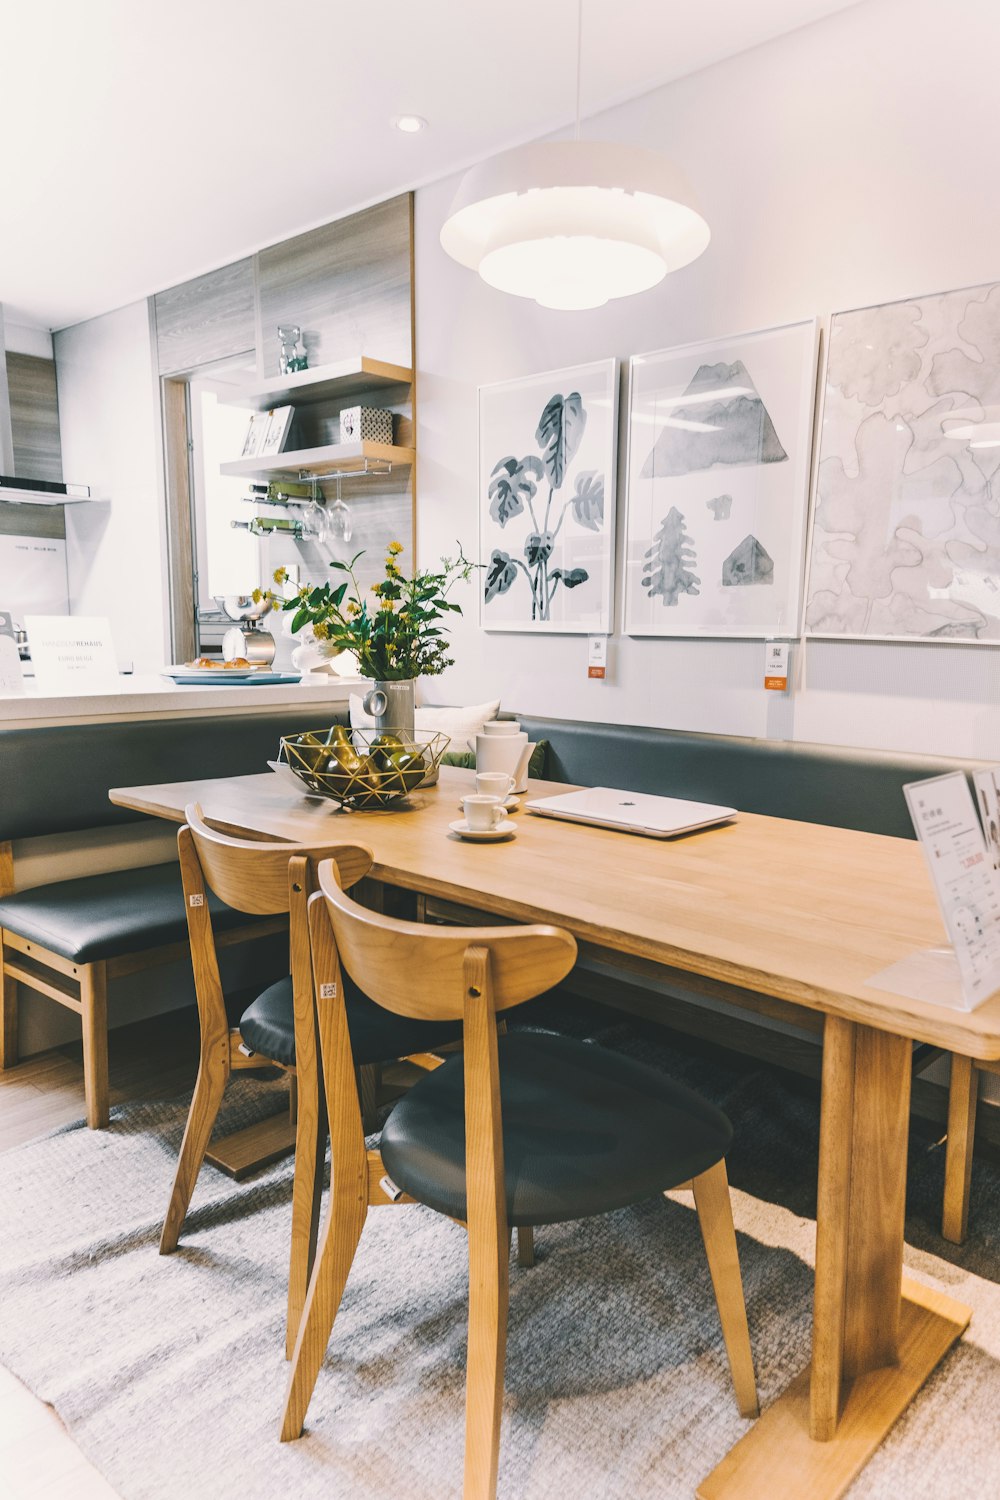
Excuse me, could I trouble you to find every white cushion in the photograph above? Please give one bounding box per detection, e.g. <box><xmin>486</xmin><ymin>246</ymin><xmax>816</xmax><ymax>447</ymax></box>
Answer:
<box><xmin>349</xmin><ymin>695</ymin><xmax>501</xmax><ymax>749</ymax></box>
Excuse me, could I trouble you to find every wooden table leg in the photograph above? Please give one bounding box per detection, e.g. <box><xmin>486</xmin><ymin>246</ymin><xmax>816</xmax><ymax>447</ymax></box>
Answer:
<box><xmin>698</xmin><ymin>1015</ymin><xmax>971</xmax><ymax>1500</ymax></box>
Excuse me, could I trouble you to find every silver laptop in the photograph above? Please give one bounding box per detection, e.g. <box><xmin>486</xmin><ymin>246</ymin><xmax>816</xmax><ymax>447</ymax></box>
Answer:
<box><xmin>524</xmin><ymin>785</ymin><xmax>737</xmax><ymax>839</ymax></box>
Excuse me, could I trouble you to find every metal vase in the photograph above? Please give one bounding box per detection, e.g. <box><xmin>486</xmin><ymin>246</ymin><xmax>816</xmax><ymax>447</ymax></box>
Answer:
<box><xmin>362</xmin><ymin>678</ymin><xmax>416</xmax><ymax>736</ymax></box>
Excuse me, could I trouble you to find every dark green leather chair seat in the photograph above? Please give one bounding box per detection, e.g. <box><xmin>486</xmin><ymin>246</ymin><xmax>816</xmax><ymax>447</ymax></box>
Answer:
<box><xmin>379</xmin><ymin>1032</ymin><xmax>732</xmax><ymax>1227</ymax></box>
<box><xmin>241</xmin><ymin>973</ymin><xmax>462</xmax><ymax>1068</ymax></box>
<box><xmin>0</xmin><ymin>864</ymin><xmax>260</xmax><ymax>963</ymax></box>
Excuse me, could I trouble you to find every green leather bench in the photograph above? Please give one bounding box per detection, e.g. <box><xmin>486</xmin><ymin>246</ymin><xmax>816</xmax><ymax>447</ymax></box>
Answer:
<box><xmin>0</xmin><ymin>708</ymin><xmax>340</xmax><ymax>1127</ymax></box>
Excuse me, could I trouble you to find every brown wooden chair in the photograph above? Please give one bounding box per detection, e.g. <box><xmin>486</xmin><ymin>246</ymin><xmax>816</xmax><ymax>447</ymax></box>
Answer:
<box><xmin>164</xmin><ymin>806</ymin><xmax>461</xmax><ymax>1354</ymax></box>
<box><xmin>281</xmin><ymin>857</ymin><xmax>758</xmax><ymax>1500</ymax></box>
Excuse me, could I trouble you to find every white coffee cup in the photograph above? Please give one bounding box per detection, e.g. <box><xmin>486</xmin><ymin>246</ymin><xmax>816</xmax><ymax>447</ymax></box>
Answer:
<box><xmin>480</xmin><ymin>720</ymin><xmax>521</xmax><ymax>736</ymax></box>
<box><xmin>463</xmin><ymin>794</ymin><xmax>509</xmax><ymax>831</ymax></box>
<box><xmin>476</xmin><ymin>771</ymin><xmax>515</xmax><ymax>800</ymax></box>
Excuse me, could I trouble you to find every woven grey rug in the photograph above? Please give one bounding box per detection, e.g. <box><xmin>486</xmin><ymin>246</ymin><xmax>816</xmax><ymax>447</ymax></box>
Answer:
<box><xmin>4</xmin><ymin>1027</ymin><xmax>1000</xmax><ymax>1500</ymax></box>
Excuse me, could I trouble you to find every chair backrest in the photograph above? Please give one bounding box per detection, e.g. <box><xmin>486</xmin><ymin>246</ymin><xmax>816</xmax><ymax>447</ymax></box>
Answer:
<box><xmin>182</xmin><ymin>802</ymin><xmax>373</xmax><ymax>915</ymax></box>
<box><xmin>314</xmin><ymin>855</ymin><xmax>577</xmax><ymax>1021</ymax></box>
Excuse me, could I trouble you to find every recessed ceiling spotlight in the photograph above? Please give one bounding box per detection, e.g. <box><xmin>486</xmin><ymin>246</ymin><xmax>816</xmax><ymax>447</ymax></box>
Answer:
<box><xmin>393</xmin><ymin>115</ymin><xmax>427</xmax><ymax>134</ymax></box>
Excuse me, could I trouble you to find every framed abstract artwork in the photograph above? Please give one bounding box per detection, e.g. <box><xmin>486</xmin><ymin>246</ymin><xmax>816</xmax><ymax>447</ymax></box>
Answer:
<box><xmin>805</xmin><ymin>279</ymin><xmax>1000</xmax><ymax>642</ymax></box>
<box><xmin>623</xmin><ymin>320</ymin><xmax>819</xmax><ymax>638</ymax></box>
<box><xmin>479</xmin><ymin>358</ymin><xmax>618</xmax><ymax>634</ymax></box>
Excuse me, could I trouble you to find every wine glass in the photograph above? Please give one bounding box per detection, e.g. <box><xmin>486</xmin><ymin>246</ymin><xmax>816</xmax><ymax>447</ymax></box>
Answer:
<box><xmin>327</xmin><ymin>477</ymin><xmax>352</xmax><ymax>543</ymax></box>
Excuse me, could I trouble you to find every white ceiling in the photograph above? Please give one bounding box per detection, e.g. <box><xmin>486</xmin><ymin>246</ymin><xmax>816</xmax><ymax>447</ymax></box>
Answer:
<box><xmin>1</xmin><ymin>0</ymin><xmax>860</xmax><ymax>331</ymax></box>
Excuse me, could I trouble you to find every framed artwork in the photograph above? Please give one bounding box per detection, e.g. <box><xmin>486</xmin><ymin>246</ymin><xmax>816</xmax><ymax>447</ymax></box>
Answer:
<box><xmin>241</xmin><ymin>411</ymin><xmax>270</xmax><ymax>458</ymax></box>
<box><xmin>260</xmin><ymin>404</ymin><xmax>294</xmax><ymax>456</ymax></box>
<box><xmin>805</xmin><ymin>279</ymin><xmax>1000</xmax><ymax>642</ymax></box>
<box><xmin>623</xmin><ymin>320</ymin><xmax>819</xmax><ymax>638</ymax></box>
<box><xmin>479</xmin><ymin>358</ymin><xmax>618</xmax><ymax>634</ymax></box>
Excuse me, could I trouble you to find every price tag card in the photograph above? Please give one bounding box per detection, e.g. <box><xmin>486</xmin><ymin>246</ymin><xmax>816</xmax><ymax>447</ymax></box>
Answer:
<box><xmin>903</xmin><ymin>772</ymin><xmax>1000</xmax><ymax>1007</ymax></box>
<box><xmin>0</xmin><ymin>610</ymin><xmax>25</xmax><ymax>695</ymax></box>
<box><xmin>764</xmin><ymin>640</ymin><xmax>789</xmax><ymax>691</ymax></box>
<box><xmin>974</xmin><ymin>767</ymin><xmax>1000</xmax><ymax>871</ymax></box>
<box><xmin>25</xmin><ymin>615</ymin><xmax>121</xmax><ymax>696</ymax></box>
<box><xmin>587</xmin><ymin>636</ymin><xmax>607</xmax><ymax>680</ymax></box>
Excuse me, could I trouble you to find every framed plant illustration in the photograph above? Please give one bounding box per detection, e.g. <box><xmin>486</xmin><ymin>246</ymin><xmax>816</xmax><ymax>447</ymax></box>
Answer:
<box><xmin>623</xmin><ymin>320</ymin><xmax>819</xmax><ymax>638</ymax></box>
<box><xmin>479</xmin><ymin>358</ymin><xmax>618</xmax><ymax>633</ymax></box>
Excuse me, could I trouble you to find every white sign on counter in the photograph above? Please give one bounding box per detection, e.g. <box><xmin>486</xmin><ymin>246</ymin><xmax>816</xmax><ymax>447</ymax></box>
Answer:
<box><xmin>25</xmin><ymin>615</ymin><xmax>121</xmax><ymax>695</ymax></box>
<box><xmin>900</xmin><ymin>772</ymin><xmax>1000</xmax><ymax>1008</ymax></box>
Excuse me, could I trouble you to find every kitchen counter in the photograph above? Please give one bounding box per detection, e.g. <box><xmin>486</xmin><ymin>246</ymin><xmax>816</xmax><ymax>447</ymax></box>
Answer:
<box><xmin>0</xmin><ymin>672</ymin><xmax>363</xmax><ymax>728</ymax></box>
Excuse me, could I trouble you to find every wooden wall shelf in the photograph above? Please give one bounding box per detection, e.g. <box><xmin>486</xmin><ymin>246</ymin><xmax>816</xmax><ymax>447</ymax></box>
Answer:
<box><xmin>216</xmin><ymin>356</ymin><xmax>413</xmax><ymax>412</ymax></box>
<box><xmin>220</xmin><ymin>440</ymin><xmax>414</xmax><ymax>482</ymax></box>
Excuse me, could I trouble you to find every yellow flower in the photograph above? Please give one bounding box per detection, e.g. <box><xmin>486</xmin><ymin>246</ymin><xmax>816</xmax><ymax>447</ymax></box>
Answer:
<box><xmin>272</xmin><ymin>566</ymin><xmax>288</xmax><ymax>585</ymax></box>
<box><xmin>346</xmin><ymin>600</ymin><xmax>360</xmax><ymax>617</ymax></box>
<box><xmin>385</xmin><ymin>562</ymin><xmax>400</xmax><ymax>578</ymax></box>
<box><xmin>380</xmin><ymin>598</ymin><xmax>395</xmax><ymax>613</ymax></box>
<box><xmin>312</xmin><ymin>621</ymin><xmax>330</xmax><ymax>640</ymax></box>
<box><xmin>387</xmin><ymin>541</ymin><xmax>404</xmax><ymax>556</ymax></box>
<box><xmin>251</xmin><ymin>587</ymin><xmax>263</xmax><ymax>604</ymax></box>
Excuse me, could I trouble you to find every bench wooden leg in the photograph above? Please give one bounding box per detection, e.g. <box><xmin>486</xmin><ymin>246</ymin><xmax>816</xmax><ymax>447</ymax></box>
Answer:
<box><xmin>943</xmin><ymin>1054</ymin><xmax>978</xmax><ymax>1245</ymax></box>
<box><xmin>80</xmin><ymin>962</ymin><xmax>109</xmax><ymax>1129</ymax></box>
<box><xmin>0</xmin><ymin>934</ymin><xmax>17</xmax><ymax>1070</ymax></box>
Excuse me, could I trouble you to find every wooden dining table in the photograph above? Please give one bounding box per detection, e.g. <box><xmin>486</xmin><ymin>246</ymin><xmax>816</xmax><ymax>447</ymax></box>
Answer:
<box><xmin>109</xmin><ymin>764</ymin><xmax>1000</xmax><ymax>1499</ymax></box>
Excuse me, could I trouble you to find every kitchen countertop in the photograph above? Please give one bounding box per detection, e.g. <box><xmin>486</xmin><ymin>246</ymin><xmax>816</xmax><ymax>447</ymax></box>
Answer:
<box><xmin>0</xmin><ymin>672</ymin><xmax>363</xmax><ymax>728</ymax></box>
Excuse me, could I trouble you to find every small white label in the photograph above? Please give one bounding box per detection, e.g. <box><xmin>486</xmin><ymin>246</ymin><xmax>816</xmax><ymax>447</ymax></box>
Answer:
<box><xmin>319</xmin><ymin>982</ymin><xmax>337</xmax><ymax>999</ymax></box>
<box><xmin>588</xmin><ymin>635</ymin><xmax>608</xmax><ymax>680</ymax></box>
<box><xmin>764</xmin><ymin>640</ymin><xmax>790</xmax><ymax>691</ymax></box>
<box><xmin>379</xmin><ymin>1175</ymin><xmax>404</xmax><ymax>1202</ymax></box>
<box><xmin>188</xmin><ymin>893</ymin><xmax>205</xmax><ymax>907</ymax></box>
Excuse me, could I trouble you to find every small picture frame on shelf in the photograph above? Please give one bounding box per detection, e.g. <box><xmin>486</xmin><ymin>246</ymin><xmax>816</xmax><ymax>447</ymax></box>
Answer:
<box><xmin>259</xmin><ymin>405</ymin><xmax>294</xmax><ymax>456</ymax></box>
<box><xmin>241</xmin><ymin>411</ymin><xmax>270</xmax><ymax>458</ymax></box>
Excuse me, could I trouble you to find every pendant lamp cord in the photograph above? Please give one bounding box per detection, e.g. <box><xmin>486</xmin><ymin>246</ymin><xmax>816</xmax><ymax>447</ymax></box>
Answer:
<box><xmin>574</xmin><ymin>0</ymin><xmax>582</xmax><ymax>140</ymax></box>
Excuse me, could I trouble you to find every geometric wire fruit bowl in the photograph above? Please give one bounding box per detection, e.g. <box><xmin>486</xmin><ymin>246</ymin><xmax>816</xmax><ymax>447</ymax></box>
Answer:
<box><xmin>278</xmin><ymin>727</ymin><xmax>451</xmax><ymax>811</ymax></box>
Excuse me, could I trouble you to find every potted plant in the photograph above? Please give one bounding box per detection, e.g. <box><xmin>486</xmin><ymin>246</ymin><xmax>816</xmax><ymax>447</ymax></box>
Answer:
<box><xmin>263</xmin><ymin>542</ymin><xmax>475</xmax><ymax>732</ymax></box>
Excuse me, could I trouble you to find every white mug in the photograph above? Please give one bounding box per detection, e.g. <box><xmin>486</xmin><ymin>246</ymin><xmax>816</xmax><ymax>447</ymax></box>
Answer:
<box><xmin>463</xmin><ymin>794</ymin><xmax>509</xmax><ymax>831</ymax></box>
<box><xmin>476</xmin><ymin>771</ymin><xmax>515</xmax><ymax>800</ymax></box>
<box><xmin>480</xmin><ymin>720</ymin><xmax>522</xmax><ymax>736</ymax></box>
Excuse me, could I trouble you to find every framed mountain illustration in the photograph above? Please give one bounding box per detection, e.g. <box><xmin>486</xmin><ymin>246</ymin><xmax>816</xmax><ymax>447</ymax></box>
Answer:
<box><xmin>805</xmin><ymin>279</ymin><xmax>1000</xmax><ymax>642</ymax></box>
<box><xmin>479</xmin><ymin>358</ymin><xmax>618</xmax><ymax>634</ymax></box>
<box><xmin>623</xmin><ymin>320</ymin><xmax>819</xmax><ymax>638</ymax></box>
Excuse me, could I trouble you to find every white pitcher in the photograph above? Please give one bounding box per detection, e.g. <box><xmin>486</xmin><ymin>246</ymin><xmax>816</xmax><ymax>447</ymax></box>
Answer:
<box><xmin>471</xmin><ymin>732</ymin><xmax>535</xmax><ymax>792</ymax></box>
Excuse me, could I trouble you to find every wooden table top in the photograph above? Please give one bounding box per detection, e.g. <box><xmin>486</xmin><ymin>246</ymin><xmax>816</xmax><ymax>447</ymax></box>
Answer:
<box><xmin>109</xmin><ymin>765</ymin><xmax>1000</xmax><ymax>1058</ymax></box>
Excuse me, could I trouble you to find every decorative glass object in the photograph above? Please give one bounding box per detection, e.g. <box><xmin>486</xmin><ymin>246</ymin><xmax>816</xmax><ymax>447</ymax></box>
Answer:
<box><xmin>327</xmin><ymin>476</ymin><xmax>351</xmax><ymax>543</ymax></box>
<box><xmin>277</xmin><ymin>324</ymin><xmax>308</xmax><ymax>375</ymax></box>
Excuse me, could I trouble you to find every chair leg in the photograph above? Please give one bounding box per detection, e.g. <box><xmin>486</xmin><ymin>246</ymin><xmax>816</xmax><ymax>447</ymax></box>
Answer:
<box><xmin>357</xmin><ymin>1063</ymin><xmax>381</xmax><ymax>1134</ymax></box>
<box><xmin>159</xmin><ymin>1050</ymin><xmax>228</xmax><ymax>1254</ymax></box>
<box><xmin>0</xmin><ymin>938</ymin><xmax>17</xmax><ymax>1070</ymax></box>
<box><xmin>463</xmin><ymin>1210</ymin><xmax>510</xmax><ymax>1500</ymax></box>
<box><xmin>516</xmin><ymin>1226</ymin><xmax>535</xmax><ymax>1268</ymax></box>
<box><xmin>80</xmin><ymin>962</ymin><xmax>109</xmax><ymax>1129</ymax></box>
<box><xmin>281</xmin><ymin>1179</ymin><xmax>367</xmax><ymax>1441</ymax></box>
<box><xmin>943</xmin><ymin>1054</ymin><xmax>978</xmax><ymax>1245</ymax></box>
<box><xmin>286</xmin><ymin>1072</ymin><xmax>328</xmax><ymax>1358</ymax></box>
<box><xmin>691</xmin><ymin>1160</ymin><xmax>759</xmax><ymax>1420</ymax></box>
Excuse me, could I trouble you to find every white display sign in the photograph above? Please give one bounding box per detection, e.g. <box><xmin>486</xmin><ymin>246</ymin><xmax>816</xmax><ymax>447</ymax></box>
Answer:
<box><xmin>903</xmin><ymin>772</ymin><xmax>1000</xmax><ymax>1008</ymax></box>
<box><xmin>25</xmin><ymin>615</ymin><xmax>121</xmax><ymax>695</ymax></box>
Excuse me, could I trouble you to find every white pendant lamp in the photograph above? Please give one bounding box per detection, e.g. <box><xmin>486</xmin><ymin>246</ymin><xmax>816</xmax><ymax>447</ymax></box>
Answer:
<box><xmin>440</xmin><ymin>3</ymin><xmax>709</xmax><ymax>311</ymax></box>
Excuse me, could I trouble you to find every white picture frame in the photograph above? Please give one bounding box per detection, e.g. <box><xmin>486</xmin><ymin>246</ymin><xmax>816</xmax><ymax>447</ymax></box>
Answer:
<box><xmin>479</xmin><ymin>358</ymin><xmax>619</xmax><ymax>635</ymax></box>
<box><xmin>241</xmin><ymin>411</ymin><xmax>270</xmax><ymax>458</ymax></box>
<box><xmin>804</xmin><ymin>279</ymin><xmax>1000</xmax><ymax>643</ymax></box>
<box><xmin>623</xmin><ymin>320</ymin><xmax>819</xmax><ymax>639</ymax></box>
<box><xmin>259</xmin><ymin>405</ymin><xmax>294</xmax><ymax>456</ymax></box>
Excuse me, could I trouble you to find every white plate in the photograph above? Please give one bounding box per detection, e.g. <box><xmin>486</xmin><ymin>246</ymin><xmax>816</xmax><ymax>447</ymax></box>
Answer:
<box><xmin>163</xmin><ymin>665</ymin><xmax>301</xmax><ymax>685</ymax></box>
<box><xmin>448</xmin><ymin>818</ymin><xmax>518</xmax><ymax>842</ymax></box>
<box><xmin>458</xmin><ymin>796</ymin><xmax>519</xmax><ymax>812</ymax></box>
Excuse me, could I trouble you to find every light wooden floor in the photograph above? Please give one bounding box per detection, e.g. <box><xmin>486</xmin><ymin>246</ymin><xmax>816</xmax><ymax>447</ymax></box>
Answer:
<box><xmin>0</xmin><ymin>1013</ymin><xmax>206</xmax><ymax>1499</ymax></box>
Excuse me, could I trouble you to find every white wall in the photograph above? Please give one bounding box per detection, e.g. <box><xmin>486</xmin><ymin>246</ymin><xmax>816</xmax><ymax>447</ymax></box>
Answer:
<box><xmin>415</xmin><ymin>0</ymin><xmax>1000</xmax><ymax>761</ymax></box>
<box><xmin>4</xmin><ymin>323</ymin><xmax>53</xmax><ymax>359</ymax></box>
<box><xmin>54</xmin><ymin>301</ymin><xmax>169</xmax><ymax>673</ymax></box>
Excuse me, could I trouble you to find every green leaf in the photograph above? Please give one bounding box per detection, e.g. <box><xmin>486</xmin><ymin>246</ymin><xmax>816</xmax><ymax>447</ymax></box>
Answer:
<box><xmin>536</xmin><ymin>392</ymin><xmax>586</xmax><ymax>489</ymax></box>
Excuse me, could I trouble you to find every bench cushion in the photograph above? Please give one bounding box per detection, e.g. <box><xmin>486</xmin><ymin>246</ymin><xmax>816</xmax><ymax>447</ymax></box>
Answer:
<box><xmin>240</xmin><ymin>974</ymin><xmax>462</xmax><ymax>1068</ymax></box>
<box><xmin>0</xmin><ymin>864</ymin><xmax>264</xmax><ymax>964</ymax></box>
<box><xmin>512</xmin><ymin>715</ymin><xmax>987</xmax><ymax>840</ymax></box>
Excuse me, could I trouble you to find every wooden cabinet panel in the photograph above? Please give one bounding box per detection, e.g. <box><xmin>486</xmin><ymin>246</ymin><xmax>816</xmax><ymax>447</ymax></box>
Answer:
<box><xmin>257</xmin><ymin>194</ymin><xmax>412</xmax><ymax>376</ymax></box>
<box><xmin>6</xmin><ymin>354</ymin><xmax>62</xmax><ymax>483</ymax></box>
<box><xmin>154</xmin><ymin>259</ymin><xmax>256</xmax><ymax>375</ymax></box>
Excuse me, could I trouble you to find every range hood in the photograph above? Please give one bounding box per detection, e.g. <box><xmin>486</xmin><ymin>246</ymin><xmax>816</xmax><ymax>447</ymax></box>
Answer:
<box><xmin>0</xmin><ymin>304</ymin><xmax>93</xmax><ymax>506</ymax></box>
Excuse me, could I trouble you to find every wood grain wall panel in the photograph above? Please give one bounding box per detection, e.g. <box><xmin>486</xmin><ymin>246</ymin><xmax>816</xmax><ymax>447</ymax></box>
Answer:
<box><xmin>0</xmin><ymin>501</ymin><xmax>65</xmax><ymax>539</ymax></box>
<box><xmin>154</xmin><ymin>259</ymin><xmax>256</xmax><ymax>375</ymax></box>
<box><xmin>6</xmin><ymin>354</ymin><xmax>62</xmax><ymax>483</ymax></box>
<box><xmin>257</xmin><ymin>195</ymin><xmax>412</xmax><ymax>375</ymax></box>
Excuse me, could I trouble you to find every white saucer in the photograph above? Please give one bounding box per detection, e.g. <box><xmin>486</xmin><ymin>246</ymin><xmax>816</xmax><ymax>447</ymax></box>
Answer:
<box><xmin>458</xmin><ymin>795</ymin><xmax>519</xmax><ymax>811</ymax></box>
<box><xmin>449</xmin><ymin>818</ymin><xmax>518</xmax><ymax>842</ymax></box>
